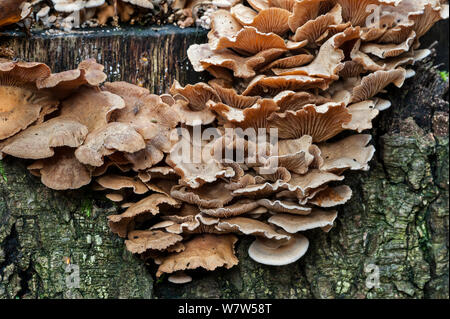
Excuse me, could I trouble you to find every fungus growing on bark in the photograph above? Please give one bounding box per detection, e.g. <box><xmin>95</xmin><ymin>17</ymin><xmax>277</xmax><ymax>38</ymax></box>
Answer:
<box><xmin>1</xmin><ymin>0</ymin><xmax>446</xmax><ymax>283</ymax></box>
<box><xmin>156</xmin><ymin>234</ymin><xmax>239</xmax><ymax>277</ymax></box>
<box><xmin>248</xmin><ymin>234</ymin><xmax>309</xmax><ymax>266</ymax></box>
<box><xmin>0</xmin><ymin>60</ymin><xmax>57</xmax><ymax>141</ymax></box>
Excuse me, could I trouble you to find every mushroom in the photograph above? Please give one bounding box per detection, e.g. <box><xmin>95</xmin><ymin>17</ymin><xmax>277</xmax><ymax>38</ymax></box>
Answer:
<box><xmin>272</xmin><ymin>90</ymin><xmax>331</xmax><ymax>111</ymax></box>
<box><xmin>166</xmin><ymin>134</ymin><xmax>235</xmax><ymax>188</ymax></box>
<box><xmin>74</xmin><ymin>122</ymin><xmax>146</xmax><ymax>167</ymax></box>
<box><xmin>168</xmin><ymin>272</ymin><xmax>193</xmax><ymax>284</ymax></box>
<box><xmin>188</xmin><ymin>43</ymin><xmax>286</xmax><ymax>78</ymax></box>
<box><xmin>170</xmin><ymin>182</ymin><xmax>234</xmax><ymax>208</ymax></box>
<box><xmin>231</xmin><ymin>5</ymin><xmax>292</xmax><ymax>35</ymax></box>
<box><xmin>215</xmin><ymin>217</ymin><xmax>291</xmax><ymax>240</ymax></box>
<box><xmin>121</xmin><ymin>0</ymin><xmax>154</xmax><ymax>9</ymax></box>
<box><xmin>51</xmin><ymin>0</ymin><xmax>106</xmax><ymax>12</ymax></box>
<box><xmin>0</xmin><ymin>0</ymin><xmax>446</xmax><ymax>280</ymax></box>
<box><xmin>108</xmin><ymin>193</ymin><xmax>181</xmax><ymax>237</ymax></box>
<box><xmin>1</xmin><ymin>117</ymin><xmax>88</xmax><ymax>159</ymax></box>
<box><xmin>96</xmin><ymin>174</ymin><xmax>149</xmax><ymax>194</ymax></box>
<box><xmin>268</xmin><ymin>208</ymin><xmax>338</xmax><ymax>233</ymax></box>
<box><xmin>291</xmin><ymin>4</ymin><xmax>344</xmax><ymax>44</ymax></box>
<box><xmin>125</xmin><ymin>230</ymin><xmax>183</xmax><ymax>254</ymax></box>
<box><xmin>248</xmin><ymin>234</ymin><xmax>309</xmax><ymax>266</ymax></box>
<box><xmin>28</xmin><ymin>148</ymin><xmax>92</xmax><ymax>190</ymax></box>
<box><xmin>267</xmin><ymin>103</ymin><xmax>352</xmax><ymax>142</ymax></box>
<box><xmin>200</xmin><ymin>199</ymin><xmax>261</xmax><ymax>217</ymax></box>
<box><xmin>318</xmin><ymin>134</ymin><xmax>376</xmax><ymax>172</ymax></box>
<box><xmin>37</xmin><ymin>59</ymin><xmax>107</xmax><ymax>98</ymax></box>
<box><xmin>308</xmin><ymin>185</ymin><xmax>353</xmax><ymax>207</ymax></box>
<box><xmin>156</xmin><ymin>234</ymin><xmax>239</xmax><ymax>277</ymax></box>
<box><xmin>0</xmin><ymin>60</ymin><xmax>58</xmax><ymax>141</ymax></box>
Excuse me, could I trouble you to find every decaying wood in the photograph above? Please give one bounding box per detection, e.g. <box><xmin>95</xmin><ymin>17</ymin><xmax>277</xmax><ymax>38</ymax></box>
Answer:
<box><xmin>0</xmin><ymin>23</ymin><xmax>448</xmax><ymax>299</ymax></box>
<box><xmin>1</xmin><ymin>26</ymin><xmax>209</xmax><ymax>94</ymax></box>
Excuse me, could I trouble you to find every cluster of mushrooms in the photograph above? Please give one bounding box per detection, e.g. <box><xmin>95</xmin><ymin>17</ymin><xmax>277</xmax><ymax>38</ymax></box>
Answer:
<box><xmin>0</xmin><ymin>0</ymin><xmax>187</xmax><ymax>31</ymax></box>
<box><xmin>0</xmin><ymin>0</ymin><xmax>448</xmax><ymax>284</ymax></box>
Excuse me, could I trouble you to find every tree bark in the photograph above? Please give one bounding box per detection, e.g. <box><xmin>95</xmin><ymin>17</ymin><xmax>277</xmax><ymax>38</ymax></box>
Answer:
<box><xmin>0</xmin><ymin>23</ymin><xmax>448</xmax><ymax>299</ymax></box>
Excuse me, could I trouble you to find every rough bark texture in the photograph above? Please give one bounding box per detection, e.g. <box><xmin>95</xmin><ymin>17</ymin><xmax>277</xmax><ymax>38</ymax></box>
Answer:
<box><xmin>0</xmin><ymin>23</ymin><xmax>448</xmax><ymax>299</ymax></box>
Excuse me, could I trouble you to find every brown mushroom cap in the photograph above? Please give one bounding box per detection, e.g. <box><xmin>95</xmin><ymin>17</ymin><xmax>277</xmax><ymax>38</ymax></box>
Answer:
<box><xmin>96</xmin><ymin>174</ymin><xmax>149</xmax><ymax>194</ymax></box>
<box><xmin>343</xmin><ymin>100</ymin><xmax>380</xmax><ymax>132</ymax></box>
<box><xmin>172</xmin><ymin>97</ymin><xmax>216</xmax><ymax>126</ymax></box>
<box><xmin>288</xmin><ymin>0</ymin><xmax>325</xmax><ymax>32</ymax></box>
<box><xmin>169</xmin><ymin>80</ymin><xmax>220</xmax><ymax>111</ymax></box>
<box><xmin>257</xmin><ymin>198</ymin><xmax>311</xmax><ymax>214</ymax></box>
<box><xmin>156</xmin><ymin>234</ymin><xmax>239</xmax><ymax>277</ymax></box>
<box><xmin>104</xmin><ymin>81</ymin><xmax>180</xmax><ymax>141</ymax></box>
<box><xmin>74</xmin><ymin>122</ymin><xmax>146</xmax><ymax>167</ymax></box>
<box><xmin>265</xmin><ymin>135</ymin><xmax>316</xmax><ymax>174</ymax></box>
<box><xmin>267</xmin><ymin>103</ymin><xmax>352</xmax><ymax>142</ymax></box>
<box><xmin>105</xmin><ymin>193</ymin><xmax>124</xmax><ymax>202</ymax></box>
<box><xmin>208</xmin><ymin>9</ymin><xmax>244</xmax><ymax>47</ymax></box>
<box><xmin>0</xmin><ymin>60</ymin><xmax>58</xmax><ymax>140</ymax></box>
<box><xmin>273</xmin><ymin>90</ymin><xmax>331</xmax><ymax>112</ymax></box>
<box><xmin>208</xmin><ymin>98</ymin><xmax>279</xmax><ymax>131</ymax></box>
<box><xmin>247</xmin><ymin>0</ymin><xmax>270</xmax><ymax>12</ymax></box>
<box><xmin>361</xmin><ymin>31</ymin><xmax>416</xmax><ymax>58</ymax></box>
<box><xmin>125</xmin><ymin>230</ymin><xmax>183</xmax><ymax>254</ymax></box>
<box><xmin>171</xmin><ymin>182</ymin><xmax>234</xmax><ymax>208</ymax></box>
<box><xmin>351</xmin><ymin>68</ymin><xmax>406</xmax><ymax>102</ymax></box>
<box><xmin>309</xmin><ymin>185</ymin><xmax>353</xmax><ymax>207</ymax></box>
<box><xmin>59</xmin><ymin>87</ymin><xmax>125</xmax><ymax>132</ymax></box>
<box><xmin>164</xmin><ymin>213</ymin><xmax>221</xmax><ymax>235</ymax></box>
<box><xmin>336</xmin><ymin>0</ymin><xmax>401</xmax><ymax>26</ymax></box>
<box><xmin>276</xmin><ymin>27</ymin><xmax>361</xmax><ymax>80</ymax></box>
<box><xmin>200</xmin><ymin>199</ymin><xmax>261</xmax><ymax>217</ymax></box>
<box><xmin>210</xmin><ymin>82</ymin><xmax>260</xmax><ymax>109</ymax></box>
<box><xmin>166</xmin><ymin>135</ymin><xmax>235</xmax><ymax>188</ymax></box>
<box><xmin>36</xmin><ymin>148</ymin><xmax>92</xmax><ymax>190</ymax></box>
<box><xmin>261</xmin><ymin>54</ymin><xmax>314</xmax><ymax>73</ymax></box>
<box><xmin>1</xmin><ymin>117</ymin><xmax>88</xmax><ymax>159</ymax></box>
<box><xmin>211</xmin><ymin>26</ymin><xmax>307</xmax><ymax>55</ymax></box>
<box><xmin>242</xmin><ymin>74</ymin><xmax>327</xmax><ymax>96</ymax></box>
<box><xmin>189</xmin><ymin>43</ymin><xmax>286</xmax><ymax>79</ymax></box>
<box><xmin>232</xmin><ymin>6</ymin><xmax>292</xmax><ymax>35</ymax></box>
<box><xmin>319</xmin><ymin>134</ymin><xmax>375</xmax><ymax>172</ymax></box>
<box><xmin>291</xmin><ymin>4</ymin><xmax>343</xmax><ymax>44</ymax></box>
<box><xmin>248</xmin><ymin>233</ymin><xmax>309</xmax><ymax>265</ymax></box>
<box><xmin>268</xmin><ymin>208</ymin><xmax>338</xmax><ymax>233</ymax></box>
<box><xmin>233</xmin><ymin>169</ymin><xmax>344</xmax><ymax>198</ymax></box>
<box><xmin>108</xmin><ymin>193</ymin><xmax>181</xmax><ymax>237</ymax></box>
<box><xmin>215</xmin><ymin>217</ymin><xmax>291</xmax><ymax>240</ymax></box>
<box><xmin>36</xmin><ymin>59</ymin><xmax>107</xmax><ymax>98</ymax></box>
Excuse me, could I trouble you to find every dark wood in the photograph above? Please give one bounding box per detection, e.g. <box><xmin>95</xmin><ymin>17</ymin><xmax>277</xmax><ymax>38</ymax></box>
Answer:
<box><xmin>1</xmin><ymin>26</ymin><xmax>209</xmax><ymax>94</ymax></box>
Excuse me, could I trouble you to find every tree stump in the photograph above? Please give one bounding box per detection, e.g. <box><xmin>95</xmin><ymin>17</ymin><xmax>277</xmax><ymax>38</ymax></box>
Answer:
<box><xmin>0</xmin><ymin>22</ymin><xmax>448</xmax><ymax>299</ymax></box>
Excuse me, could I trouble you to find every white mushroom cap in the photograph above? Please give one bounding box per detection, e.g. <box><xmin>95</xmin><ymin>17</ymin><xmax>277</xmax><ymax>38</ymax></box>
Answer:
<box><xmin>37</xmin><ymin>6</ymin><xmax>51</xmax><ymax>19</ymax></box>
<box><xmin>121</xmin><ymin>0</ymin><xmax>154</xmax><ymax>9</ymax></box>
<box><xmin>248</xmin><ymin>234</ymin><xmax>309</xmax><ymax>266</ymax></box>
<box><xmin>52</xmin><ymin>0</ymin><xmax>105</xmax><ymax>12</ymax></box>
<box><xmin>168</xmin><ymin>272</ymin><xmax>193</xmax><ymax>284</ymax></box>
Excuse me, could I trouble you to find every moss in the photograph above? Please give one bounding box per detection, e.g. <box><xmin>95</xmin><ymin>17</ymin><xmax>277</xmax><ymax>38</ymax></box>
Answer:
<box><xmin>0</xmin><ymin>160</ymin><xmax>7</xmax><ymax>182</ymax></box>
<box><xmin>438</xmin><ymin>70</ymin><xmax>449</xmax><ymax>82</ymax></box>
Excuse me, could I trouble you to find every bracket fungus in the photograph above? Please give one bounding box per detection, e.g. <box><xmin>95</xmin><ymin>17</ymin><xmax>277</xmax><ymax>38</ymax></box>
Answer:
<box><xmin>0</xmin><ymin>0</ymin><xmax>447</xmax><ymax>283</ymax></box>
